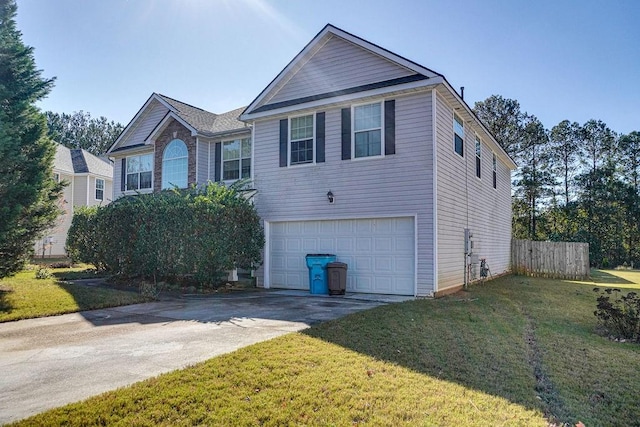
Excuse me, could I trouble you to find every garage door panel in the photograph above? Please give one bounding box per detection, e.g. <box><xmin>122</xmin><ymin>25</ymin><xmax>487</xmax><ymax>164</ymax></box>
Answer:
<box><xmin>374</xmin><ymin>257</ymin><xmax>393</xmax><ymax>272</ymax></box>
<box><xmin>356</xmin><ymin>237</ymin><xmax>372</xmax><ymax>251</ymax></box>
<box><xmin>269</xmin><ymin>217</ymin><xmax>415</xmax><ymax>295</ymax></box>
<box><xmin>375</xmin><ymin>237</ymin><xmax>393</xmax><ymax>252</ymax></box>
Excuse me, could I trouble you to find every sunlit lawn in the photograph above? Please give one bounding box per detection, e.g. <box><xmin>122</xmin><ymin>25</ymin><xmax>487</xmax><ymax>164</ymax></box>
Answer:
<box><xmin>0</xmin><ymin>265</ymin><xmax>148</xmax><ymax>322</ymax></box>
<box><xmin>10</xmin><ymin>270</ymin><xmax>640</xmax><ymax>426</ymax></box>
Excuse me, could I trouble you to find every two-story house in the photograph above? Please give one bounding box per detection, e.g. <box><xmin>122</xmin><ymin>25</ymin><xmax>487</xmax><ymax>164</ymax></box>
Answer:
<box><xmin>107</xmin><ymin>24</ymin><xmax>516</xmax><ymax>297</ymax></box>
<box><xmin>35</xmin><ymin>143</ymin><xmax>113</xmax><ymax>257</ymax></box>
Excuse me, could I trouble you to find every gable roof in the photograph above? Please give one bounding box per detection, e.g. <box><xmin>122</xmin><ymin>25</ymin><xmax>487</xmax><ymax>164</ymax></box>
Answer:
<box><xmin>54</xmin><ymin>143</ymin><xmax>113</xmax><ymax>178</ymax></box>
<box><xmin>241</xmin><ymin>24</ymin><xmax>444</xmax><ymax>119</ymax></box>
<box><xmin>241</xmin><ymin>23</ymin><xmax>516</xmax><ymax>170</ymax></box>
<box><xmin>108</xmin><ymin>94</ymin><xmax>249</xmax><ymax>154</ymax></box>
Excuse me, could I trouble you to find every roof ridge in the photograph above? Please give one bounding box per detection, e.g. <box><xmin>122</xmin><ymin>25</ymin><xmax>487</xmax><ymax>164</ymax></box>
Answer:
<box><xmin>156</xmin><ymin>93</ymin><xmax>216</xmax><ymax>115</ymax></box>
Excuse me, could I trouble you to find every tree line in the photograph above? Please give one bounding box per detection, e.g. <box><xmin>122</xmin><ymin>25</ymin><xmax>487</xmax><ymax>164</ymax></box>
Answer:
<box><xmin>475</xmin><ymin>95</ymin><xmax>640</xmax><ymax>268</ymax></box>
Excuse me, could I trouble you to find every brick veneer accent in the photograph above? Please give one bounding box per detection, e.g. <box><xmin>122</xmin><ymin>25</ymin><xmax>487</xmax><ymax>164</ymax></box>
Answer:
<box><xmin>154</xmin><ymin>119</ymin><xmax>197</xmax><ymax>192</ymax></box>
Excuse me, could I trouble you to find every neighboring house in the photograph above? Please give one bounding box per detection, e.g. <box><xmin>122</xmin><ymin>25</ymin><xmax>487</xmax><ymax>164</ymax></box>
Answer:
<box><xmin>106</xmin><ymin>93</ymin><xmax>251</xmax><ymax>199</ymax></box>
<box><xmin>108</xmin><ymin>24</ymin><xmax>516</xmax><ymax>297</ymax></box>
<box><xmin>35</xmin><ymin>143</ymin><xmax>113</xmax><ymax>257</ymax></box>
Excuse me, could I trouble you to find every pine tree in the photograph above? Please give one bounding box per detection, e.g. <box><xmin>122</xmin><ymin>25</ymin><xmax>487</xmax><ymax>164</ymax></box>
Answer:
<box><xmin>0</xmin><ymin>0</ymin><xmax>62</xmax><ymax>278</ymax></box>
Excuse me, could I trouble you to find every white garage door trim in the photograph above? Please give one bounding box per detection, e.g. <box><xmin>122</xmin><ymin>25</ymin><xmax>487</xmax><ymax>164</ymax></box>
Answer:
<box><xmin>264</xmin><ymin>214</ymin><xmax>418</xmax><ymax>296</ymax></box>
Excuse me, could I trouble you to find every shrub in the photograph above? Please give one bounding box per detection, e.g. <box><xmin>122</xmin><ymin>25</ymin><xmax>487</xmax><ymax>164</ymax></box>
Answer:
<box><xmin>66</xmin><ymin>183</ymin><xmax>264</xmax><ymax>286</ymax></box>
<box><xmin>593</xmin><ymin>287</ymin><xmax>640</xmax><ymax>342</ymax></box>
<box><xmin>35</xmin><ymin>267</ymin><xmax>52</xmax><ymax>280</ymax></box>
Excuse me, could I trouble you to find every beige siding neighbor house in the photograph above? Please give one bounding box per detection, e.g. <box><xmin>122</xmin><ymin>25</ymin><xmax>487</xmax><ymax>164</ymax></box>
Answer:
<box><xmin>108</xmin><ymin>24</ymin><xmax>516</xmax><ymax>297</ymax></box>
<box><xmin>35</xmin><ymin>143</ymin><xmax>113</xmax><ymax>257</ymax></box>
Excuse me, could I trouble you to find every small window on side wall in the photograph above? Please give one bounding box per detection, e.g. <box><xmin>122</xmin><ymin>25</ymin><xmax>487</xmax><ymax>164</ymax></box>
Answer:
<box><xmin>95</xmin><ymin>178</ymin><xmax>104</xmax><ymax>200</ymax></box>
<box><xmin>454</xmin><ymin>113</ymin><xmax>464</xmax><ymax>157</ymax></box>
<box><xmin>492</xmin><ymin>153</ymin><xmax>497</xmax><ymax>189</ymax></box>
<box><xmin>475</xmin><ymin>136</ymin><xmax>481</xmax><ymax>179</ymax></box>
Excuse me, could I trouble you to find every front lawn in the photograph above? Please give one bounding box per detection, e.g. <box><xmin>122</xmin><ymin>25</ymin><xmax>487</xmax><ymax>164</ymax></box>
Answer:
<box><xmin>11</xmin><ymin>271</ymin><xmax>640</xmax><ymax>426</ymax></box>
<box><xmin>0</xmin><ymin>266</ymin><xmax>149</xmax><ymax>322</ymax></box>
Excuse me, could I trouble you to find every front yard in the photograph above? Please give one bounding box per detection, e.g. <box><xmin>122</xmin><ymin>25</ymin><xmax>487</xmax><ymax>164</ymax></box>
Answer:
<box><xmin>10</xmin><ymin>270</ymin><xmax>640</xmax><ymax>426</ymax></box>
<box><xmin>0</xmin><ymin>264</ymin><xmax>148</xmax><ymax>322</ymax></box>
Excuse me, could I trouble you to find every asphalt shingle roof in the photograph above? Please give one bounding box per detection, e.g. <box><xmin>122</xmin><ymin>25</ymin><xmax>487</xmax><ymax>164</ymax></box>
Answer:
<box><xmin>54</xmin><ymin>143</ymin><xmax>113</xmax><ymax>177</ymax></box>
<box><xmin>156</xmin><ymin>94</ymin><xmax>248</xmax><ymax>136</ymax></box>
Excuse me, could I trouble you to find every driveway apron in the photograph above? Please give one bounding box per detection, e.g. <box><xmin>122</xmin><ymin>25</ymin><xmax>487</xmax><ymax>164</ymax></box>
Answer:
<box><xmin>0</xmin><ymin>292</ymin><xmax>388</xmax><ymax>424</ymax></box>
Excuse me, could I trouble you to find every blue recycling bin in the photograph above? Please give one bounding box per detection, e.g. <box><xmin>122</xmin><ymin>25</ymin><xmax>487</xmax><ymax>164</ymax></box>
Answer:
<box><xmin>305</xmin><ymin>254</ymin><xmax>337</xmax><ymax>294</ymax></box>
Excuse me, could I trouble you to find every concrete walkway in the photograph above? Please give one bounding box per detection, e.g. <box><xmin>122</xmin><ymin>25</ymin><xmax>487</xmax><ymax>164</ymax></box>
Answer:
<box><xmin>0</xmin><ymin>291</ymin><xmax>403</xmax><ymax>424</ymax></box>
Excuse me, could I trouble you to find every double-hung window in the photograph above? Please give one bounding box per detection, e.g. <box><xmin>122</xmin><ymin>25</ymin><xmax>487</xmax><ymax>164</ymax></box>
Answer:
<box><xmin>454</xmin><ymin>113</ymin><xmax>464</xmax><ymax>157</ymax></box>
<box><xmin>492</xmin><ymin>153</ymin><xmax>497</xmax><ymax>189</ymax></box>
<box><xmin>126</xmin><ymin>153</ymin><xmax>153</xmax><ymax>191</ymax></box>
<box><xmin>95</xmin><ymin>178</ymin><xmax>104</xmax><ymax>200</ymax></box>
<box><xmin>290</xmin><ymin>115</ymin><xmax>314</xmax><ymax>165</ymax></box>
<box><xmin>354</xmin><ymin>102</ymin><xmax>382</xmax><ymax>158</ymax></box>
<box><xmin>223</xmin><ymin>137</ymin><xmax>251</xmax><ymax>180</ymax></box>
<box><xmin>475</xmin><ymin>136</ymin><xmax>481</xmax><ymax>179</ymax></box>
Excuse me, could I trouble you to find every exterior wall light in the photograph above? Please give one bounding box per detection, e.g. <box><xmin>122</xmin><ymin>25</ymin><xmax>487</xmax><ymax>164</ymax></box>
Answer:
<box><xmin>327</xmin><ymin>190</ymin><xmax>334</xmax><ymax>204</ymax></box>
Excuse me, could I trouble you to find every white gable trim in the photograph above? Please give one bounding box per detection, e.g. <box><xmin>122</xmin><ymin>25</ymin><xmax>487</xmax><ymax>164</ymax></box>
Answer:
<box><xmin>107</xmin><ymin>93</ymin><xmax>178</xmax><ymax>154</ymax></box>
<box><xmin>243</xmin><ymin>24</ymin><xmax>442</xmax><ymax>118</ymax></box>
<box><xmin>144</xmin><ymin>111</ymin><xmax>197</xmax><ymax>144</ymax></box>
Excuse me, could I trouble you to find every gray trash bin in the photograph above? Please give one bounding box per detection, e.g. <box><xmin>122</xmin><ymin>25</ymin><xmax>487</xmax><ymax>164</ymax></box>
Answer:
<box><xmin>327</xmin><ymin>262</ymin><xmax>347</xmax><ymax>295</ymax></box>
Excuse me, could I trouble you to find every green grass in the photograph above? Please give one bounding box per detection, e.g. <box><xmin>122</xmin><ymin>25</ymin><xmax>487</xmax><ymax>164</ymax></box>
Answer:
<box><xmin>0</xmin><ymin>266</ymin><xmax>149</xmax><ymax>322</ymax></box>
<box><xmin>11</xmin><ymin>271</ymin><xmax>640</xmax><ymax>426</ymax></box>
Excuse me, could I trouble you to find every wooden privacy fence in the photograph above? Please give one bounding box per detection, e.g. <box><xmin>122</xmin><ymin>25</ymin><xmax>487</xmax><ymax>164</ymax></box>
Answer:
<box><xmin>511</xmin><ymin>240</ymin><xmax>590</xmax><ymax>280</ymax></box>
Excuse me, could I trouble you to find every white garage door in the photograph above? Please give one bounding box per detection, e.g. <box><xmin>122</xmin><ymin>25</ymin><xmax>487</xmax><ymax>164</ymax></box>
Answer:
<box><xmin>269</xmin><ymin>217</ymin><xmax>415</xmax><ymax>295</ymax></box>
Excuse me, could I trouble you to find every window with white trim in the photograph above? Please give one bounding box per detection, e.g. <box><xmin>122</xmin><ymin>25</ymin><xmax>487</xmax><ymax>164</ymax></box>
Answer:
<box><xmin>492</xmin><ymin>153</ymin><xmax>497</xmax><ymax>189</ymax></box>
<box><xmin>454</xmin><ymin>113</ymin><xmax>464</xmax><ymax>157</ymax></box>
<box><xmin>475</xmin><ymin>135</ymin><xmax>481</xmax><ymax>179</ymax></box>
<box><xmin>95</xmin><ymin>178</ymin><xmax>104</xmax><ymax>200</ymax></box>
<box><xmin>126</xmin><ymin>153</ymin><xmax>153</xmax><ymax>191</ymax></box>
<box><xmin>223</xmin><ymin>137</ymin><xmax>251</xmax><ymax>180</ymax></box>
<box><xmin>353</xmin><ymin>102</ymin><xmax>382</xmax><ymax>158</ymax></box>
<box><xmin>289</xmin><ymin>115</ymin><xmax>314</xmax><ymax>165</ymax></box>
<box><xmin>162</xmin><ymin>139</ymin><xmax>188</xmax><ymax>189</ymax></box>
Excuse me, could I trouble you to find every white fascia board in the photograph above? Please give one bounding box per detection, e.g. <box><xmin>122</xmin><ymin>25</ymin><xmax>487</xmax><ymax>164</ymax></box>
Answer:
<box><xmin>144</xmin><ymin>111</ymin><xmax>197</xmax><ymax>143</ymax></box>
<box><xmin>241</xmin><ymin>77</ymin><xmax>443</xmax><ymax>121</ymax></box>
<box><xmin>329</xmin><ymin>25</ymin><xmax>441</xmax><ymax>79</ymax></box>
<box><xmin>438</xmin><ymin>81</ymin><xmax>517</xmax><ymax>170</ymax></box>
<box><xmin>108</xmin><ymin>93</ymin><xmax>168</xmax><ymax>154</ymax></box>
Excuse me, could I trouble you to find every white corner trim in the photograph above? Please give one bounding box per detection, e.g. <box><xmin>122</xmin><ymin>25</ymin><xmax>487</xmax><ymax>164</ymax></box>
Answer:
<box><xmin>263</xmin><ymin>221</ymin><xmax>270</xmax><ymax>288</ymax></box>
<box><xmin>432</xmin><ymin>89</ymin><xmax>438</xmax><ymax>294</ymax></box>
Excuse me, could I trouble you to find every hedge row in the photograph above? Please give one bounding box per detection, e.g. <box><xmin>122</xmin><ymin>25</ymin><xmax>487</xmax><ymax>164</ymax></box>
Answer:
<box><xmin>66</xmin><ymin>183</ymin><xmax>264</xmax><ymax>285</ymax></box>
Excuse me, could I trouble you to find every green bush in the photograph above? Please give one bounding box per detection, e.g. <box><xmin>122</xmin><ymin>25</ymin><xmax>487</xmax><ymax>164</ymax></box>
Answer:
<box><xmin>593</xmin><ymin>287</ymin><xmax>640</xmax><ymax>342</ymax></box>
<box><xmin>66</xmin><ymin>183</ymin><xmax>264</xmax><ymax>286</ymax></box>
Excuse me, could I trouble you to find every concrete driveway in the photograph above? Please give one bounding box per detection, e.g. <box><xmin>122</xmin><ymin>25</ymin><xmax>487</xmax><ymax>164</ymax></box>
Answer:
<box><xmin>0</xmin><ymin>290</ymin><xmax>405</xmax><ymax>424</ymax></box>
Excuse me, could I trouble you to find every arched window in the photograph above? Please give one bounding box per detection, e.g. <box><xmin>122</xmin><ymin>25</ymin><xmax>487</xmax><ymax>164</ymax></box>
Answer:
<box><xmin>162</xmin><ymin>139</ymin><xmax>188</xmax><ymax>189</ymax></box>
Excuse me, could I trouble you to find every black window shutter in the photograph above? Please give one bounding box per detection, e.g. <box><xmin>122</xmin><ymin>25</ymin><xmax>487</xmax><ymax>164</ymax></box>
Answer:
<box><xmin>120</xmin><ymin>158</ymin><xmax>126</xmax><ymax>191</ymax></box>
<box><xmin>214</xmin><ymin>142</ymin><xmax>221</xmax><ymax>181</ymax></box>
<box><xmin>316</xmin><ymin>112</ymin><xmax>325</xmax><ymax>163</ymax></box>
<box><xmin>341</xmin><ymin>108</ymin><xmax>351</xmax><ymax>160</ymax></box>
<box><xmin>279</xmin><ymin>119</ymin><xmax>288</xmax><ymax>167</ymax></box>
<box><xmin>384</xmin><ymin>100</ymin><xmax>396</xmax><ymax>155</ymax></box>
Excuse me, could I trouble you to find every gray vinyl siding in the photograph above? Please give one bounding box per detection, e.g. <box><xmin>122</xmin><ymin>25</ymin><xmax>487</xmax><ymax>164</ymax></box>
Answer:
<box><xmin>253</xmin><ymin>90</ymin><xmax>435</xmax><ymax>296</ymax></box>
<box><xmin>73</xmin><ymin>176</ymin><xmax>88</xmax><ymax>207</ymax></box>
<box><xmin>112</xmin><ymin>149</ymin><xmax>154</xmax><ymax>199</ymax></box>
<box><xmin>197</xmin><ymin>139</ymin><xmax>209</xmax><ymax>184</ymax></box>
<box><xmin>113</xmin><ymin>157</ymin><xmax>122</xmax><ymax>199</ymax></box>
<box><xmin>118</xmin><ymin>99</ymin><xmax>168</xmax><ymax>149</ymax></box>
<box><xmin>266</xmin><ymin>35</ymin><xmax>414</xmax><ymax>106</ymax></box>
<box><xmin>435</xmin><ymin>93</ymin><xmax>512</xmax><ymax>291</ymax></box>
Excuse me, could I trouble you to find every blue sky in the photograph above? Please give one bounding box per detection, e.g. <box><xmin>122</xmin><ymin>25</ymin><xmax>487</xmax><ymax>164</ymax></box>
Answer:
<box><xmin>16</xmin><ymin>0</ymin><xmax>640</xmax><ymax>135</ymax></box>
